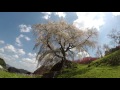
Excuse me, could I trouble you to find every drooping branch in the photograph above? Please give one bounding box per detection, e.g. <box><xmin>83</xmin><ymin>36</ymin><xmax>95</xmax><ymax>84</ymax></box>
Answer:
<box><xmin>65</xmin><ymin>33</ymin><xmax>93</xmax><ymax>52</ymax></box>
<box><xmin>33</xmin><ymin>20</ymin><xmax>98</xmax><ymax>67</ymax></box>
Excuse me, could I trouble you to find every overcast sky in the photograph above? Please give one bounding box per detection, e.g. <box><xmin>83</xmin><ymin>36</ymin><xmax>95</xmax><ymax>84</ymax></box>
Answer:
<box><xmin>0</xmin><ymin>12</ymin><xmax>120</xmax><ymax>72</ymax></box>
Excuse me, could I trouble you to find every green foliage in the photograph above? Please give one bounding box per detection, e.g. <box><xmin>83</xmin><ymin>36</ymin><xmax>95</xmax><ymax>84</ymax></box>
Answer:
<box><xmin>0</xmin><ymin>58</ymin><xmax>6</xmax><ymax>68</ymax></box>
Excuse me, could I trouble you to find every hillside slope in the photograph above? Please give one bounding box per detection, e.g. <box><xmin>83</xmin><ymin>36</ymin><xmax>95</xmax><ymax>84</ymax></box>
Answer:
<box><xmin>57</xmin><ymin>50</ymin><xmax>120</xmax><ymax>78</ymax></box>
<box><xmin>89</xmin><ymin>49</ymin><xmax>120</xmax><ymax>66</ymax></box>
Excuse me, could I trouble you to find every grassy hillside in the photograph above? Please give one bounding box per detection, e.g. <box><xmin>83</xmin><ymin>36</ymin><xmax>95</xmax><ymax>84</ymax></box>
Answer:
<box><xmin>1</xmin><ymin>50</ymin><xmax>120</xmax><ymax>78</ymax></box>
<box><xmin>57</xmin><ymin>65</ymin><xmax>120</xmax><ymax>78</ymax></box>
<box><xmin>0</xmin><ymin>70</ymin><xmax>41</xmax><ymax>78</ymax></box>
<box><xmin>90</xmin><ymin>49</ymin><xmax>120</xmax><ymax>66</ymax></box>
<box><xmin>57</xmin><ymin>50</ymin><xmax>120</xmax><ymax>78</ymax></box>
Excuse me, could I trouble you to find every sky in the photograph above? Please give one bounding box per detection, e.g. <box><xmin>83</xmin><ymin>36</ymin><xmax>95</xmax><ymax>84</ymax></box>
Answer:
<box><xmin>0</xmin><ymin>12</ymin><xmax>120</xmax><ymax>72</ymax></box>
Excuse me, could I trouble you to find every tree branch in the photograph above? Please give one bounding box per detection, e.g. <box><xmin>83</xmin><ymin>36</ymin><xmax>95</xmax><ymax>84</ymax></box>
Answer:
<box><xmin>65</xmin><ymin>34</ymin><xmax>92</xmax><ymax>52</ymax></box>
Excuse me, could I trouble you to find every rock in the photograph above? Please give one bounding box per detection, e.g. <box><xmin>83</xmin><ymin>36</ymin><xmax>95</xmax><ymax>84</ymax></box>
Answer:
<box><xmin>42</xmin><ymin>60</ymin><xmax>73</xmax><ymax>78</ymax></box>
<box><xmin>33</xmin><ymin>65</ymin><xmax>51</xmax><ymax>75</ymax></box>
<box><xmin>33</xmin><ymin>57</ymin><xmax>60</xmax><ymax>75</ymax></box>
<box><xmin>50</xmin><ymin>60</ymin><xmax>73</xmax><ymax>71</ymax></box>
<box><xmin>42</xmin><ymin>71</ymin><xmax>60</xmax><ymax>78</ymax></box>
<box><xmin>50</xmin><ymin>60</ymin><xmax>63</xmax><ymax>71</ymax></box>
<box><xmin>33</xmin><ymin>57</ymin><xmax>73</xmax><ymax>78</ymax></box>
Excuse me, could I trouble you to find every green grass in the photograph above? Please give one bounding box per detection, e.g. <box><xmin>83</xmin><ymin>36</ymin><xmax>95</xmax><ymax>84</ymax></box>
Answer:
<box><xmin>90</xmin><ymin>49</ymin><xmax>120</xmax><ymax>66</ymax></box>
<box><xmin>57</xmin><ymin>64</ymin><xmax>120</xmax><ymax>78</ymax></box>
<box><xmin>1</xmin><ymin>50</ymin><xmax>120</xmax><ymax>78</ymax></box>
<box><xmin>0</xmin><ymin>70</ymin><xmax>41</xmax><ymax>78</ymax></box>
<box><xmin>73</xmin><ymin>66</ymin><xmax>120</xmax><ymax>78</ymax></box>
<box><xmin>57</xmin><ymin>50</ymin><xmax>120</xmax><ymax>78</ymax></box>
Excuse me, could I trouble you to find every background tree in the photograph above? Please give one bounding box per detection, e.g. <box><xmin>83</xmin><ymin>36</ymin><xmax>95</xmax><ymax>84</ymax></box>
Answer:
<box><xmin>103</xmin><ymin>44</ymin><xmax>110</xmax><ymax>55</ymax></box>
<box><xmin>103</xmin><ymin>44</ymin><xmax>110</xmax><ymax>52</ymax></box>
<box><xmin>95</xmin><ymin>44</ymin><xmax>110</xmax><ymax>58</ymax></box>
<box><xmin>108</xmin><ymin>29</ymin><xmax>120</xmax><ymax>47</ymax></box>
<box><xmin>95</xmin><ymin>45</ymin><xmax>103</xmax><ymax>58</ymax></box>
<box><xmin>33</xmin><ymin>19</ymin><xmax>98</xmax><ymax>70</ymax></box>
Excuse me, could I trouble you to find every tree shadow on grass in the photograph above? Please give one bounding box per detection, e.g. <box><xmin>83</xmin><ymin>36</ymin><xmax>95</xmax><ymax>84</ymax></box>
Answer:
<box><xmin>59</xmin><ymin>67</ymin><xmax>92</xmax><ymax>78</ymax></box>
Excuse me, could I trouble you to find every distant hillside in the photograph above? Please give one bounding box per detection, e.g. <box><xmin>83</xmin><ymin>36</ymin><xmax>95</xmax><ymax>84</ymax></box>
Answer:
<box><xmin>0</xmin><ymin>58</ymin><xmax>31</xmax><ymax>74</ymax></box>
<box><xmin>0</xmin><ymin>58</ymin><xmax>6</xmax><ymax>68</ymax></box>
<box><xmin>6</xmin><ymin>64</ymin><xmax>12</xmax><ymax>69</ymax></box>
<box><xmin>8</xmin><ymin>66</ymin><xmax>31</xmax><ymax>74</ymax></box>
